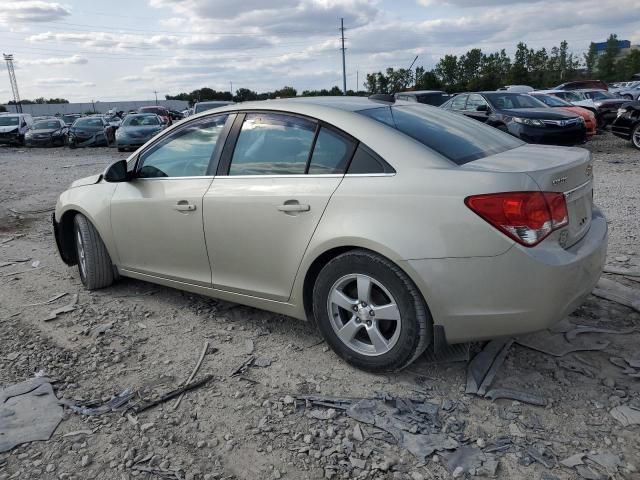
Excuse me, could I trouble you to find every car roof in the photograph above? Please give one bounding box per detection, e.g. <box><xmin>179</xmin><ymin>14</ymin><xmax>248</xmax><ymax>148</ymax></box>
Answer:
<box><xmin>196</xmin><ymin>101</ymin><xmax>233</xmax><ymax>105</ymax></box>
<box><xmin>396</xmin><ymin>90</ymin><xmax>445</xmax><ymax>95</ymax></box>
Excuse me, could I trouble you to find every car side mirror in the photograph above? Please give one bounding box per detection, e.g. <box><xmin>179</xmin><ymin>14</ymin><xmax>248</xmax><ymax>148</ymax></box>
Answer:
<box><xmin>104</xmin><ymin>159</ymin><xmax>130</xmax><ymax>183</ymax></box>
<box><xmin>476</xmin><ymin>104</ymin><xmax>489</xmax><ymax>112</ymax></box>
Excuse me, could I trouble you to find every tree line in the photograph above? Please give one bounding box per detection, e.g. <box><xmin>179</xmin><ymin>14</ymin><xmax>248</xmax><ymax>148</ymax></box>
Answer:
<box><xmin>366</xmin><ymin>34</ymin><xmax>640</xmax><ymax>94</ymax></box>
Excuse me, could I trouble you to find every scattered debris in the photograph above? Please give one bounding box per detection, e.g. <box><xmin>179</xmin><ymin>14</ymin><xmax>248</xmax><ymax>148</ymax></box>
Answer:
<box><xmin>253</xmin><ymin>356</ymin><xmax>273</xmax><ymax>368</ymax></box>
<box><xmin>603</xmin><ymin>265</ymin><xmax>640</xmax><ymax>277</ymax></box>
<box><xmin>131</xmin><ymin>375</ymin><xmax>213</xmax><ymax>415</ymax></box>
<box><xmin>465</xmin><ymin>338</ymin><xmax>513</xmax><ymax>395</ymax></box>
<box><xmin>230</xmin><ymin>356</ymin><xmax>255</xmax><ymax>377</ymax></box>
<box><xmin>592</xmin><ymin>277</ymin><xmax>640</xmax><ymax>312</ymax></box>
<box><xmin>515</xmin><ymin>330</ymin><xmax>609</xmax><ymax>357</ymax></box>
<box><xmin>43</xmin><ymin>293</ymin><xmax>78</xmax><ymax>321</ymax></box>
<box><xmin>484</xmin><ymin>388</ymin><xmax>547</xmax><ymax>406</ymax></box>
<box><xmin>7</xmin><ymin>207</ymin><xmax>55</xmax><ymax>215</ymax></box>
<box><xmin>67</xmin><ymin>388</ymin><xmax>135</xmax><ymax>416</ymax></box>
<box><xmin>172</xmin><ymin>341</ymin><xmax>211</xmax><ymax>410</ymax></box>
<box><xmin>22</xmin><ymin>292</ymin><xmax>68</xmax><ymax>307</ymax></box>
<box><xmin>565</xmin><ymin>325</ymin><xmax>635</xmax><ymax>341</ymax></box>
<box><xmin>90</xmin><ymin>322</ymin><xmax>113</xmax><ymax>337</ymax></box>
<box><xmin>244</xmin><ymin>339</ymin><xmax>255</xmax><ymax>354</ymax></box>
<box><xmin>560</xmin><ymin>453</ymin><xmax>585</xmax><ymax>468</ymax></box>
<box><xmin>61</xmin><ymin>430</ymin><xmax>93</xmax><ymax>438</ymax></box>
<box><xmin>442</xmin><ymin>446</ymin><xmax>499</xmax><ymax>477</ymax></box>
<box><xmin>609</xmin><ymin>405</ymin><xmax>640</xmax><ymax>427</ymax></box>
<box><xmin>0</xmin><ymin>377</ymin><xmax>64</xmax><ymax>453</ymax></box>
<box><xmin>1</xmin><ymin>265</ymin><xmax>44</xmax><ymax>277</ymax></box>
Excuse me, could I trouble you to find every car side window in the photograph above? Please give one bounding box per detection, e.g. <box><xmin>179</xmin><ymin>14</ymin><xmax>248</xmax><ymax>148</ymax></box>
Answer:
<box><xmin>138</xmin><ymin>115</ymin><xmax>228</xmax><ymax>178</ymax></box>
<box><xmin>465</xmin><ymin>94</ymin><xmax>488</xmax><ymax>110</ymax></box>
<box><xmin>228</xmin><ymin>113</ymin><xmax>316</xmax><ymax>176</ymax></box>
<box><xmin>450</xmin><ymin>95</ymin><xmax>468</xmax><ymax>110</ymax></box>
<box><xmin>347</xmin><ymin>144</ymin><xmax>393</xmax><ymax>174</ymax></box>
<box><xmin>308</xmin><ymin>127</ymin><xmax>355</xmax><ymax>175</ymax></box>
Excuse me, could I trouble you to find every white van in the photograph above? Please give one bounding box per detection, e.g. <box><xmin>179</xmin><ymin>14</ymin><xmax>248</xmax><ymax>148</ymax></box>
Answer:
<box><xmin>0</xmin><ymin>113</ymin><xmax>34</xmax><ymax>145</ymax></box>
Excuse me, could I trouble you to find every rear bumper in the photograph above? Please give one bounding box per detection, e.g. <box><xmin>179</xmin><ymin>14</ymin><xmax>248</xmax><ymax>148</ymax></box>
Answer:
<box><xmin>405</xmin><ymin>208</ymin><xmax>608</xmax><ymax>343</ymax></box>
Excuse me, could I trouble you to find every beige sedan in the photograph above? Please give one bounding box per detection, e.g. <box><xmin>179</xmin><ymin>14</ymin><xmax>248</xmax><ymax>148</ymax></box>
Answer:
<box><xmin>53</xmin><ymin>96</ymin><xmax>607</xmax><ymax>372</ymax></box>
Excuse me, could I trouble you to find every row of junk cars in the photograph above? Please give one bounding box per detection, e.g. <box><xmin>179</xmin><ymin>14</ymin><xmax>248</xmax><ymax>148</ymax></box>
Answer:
<box><xmin>1</xmin><ymin>82</ymin><xmax>640</xmax><ymax>150</ymax></box>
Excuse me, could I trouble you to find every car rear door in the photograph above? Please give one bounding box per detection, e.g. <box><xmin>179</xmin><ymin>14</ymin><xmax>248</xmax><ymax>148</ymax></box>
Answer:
<box><xmin>110</xmin><ymin>114</ymin><xmax>231</xmax><ymax>286</ymax></box>
<box><xmin>203</xmin><ymin>112</ymin><xmax>356</xmax><ymax>302</ymax></box>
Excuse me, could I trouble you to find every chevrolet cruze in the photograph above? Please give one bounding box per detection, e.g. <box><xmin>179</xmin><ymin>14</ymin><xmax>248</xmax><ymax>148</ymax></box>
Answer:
<box><xmin>53</xmin><ymin>96</ymin><xmax>607</xmax><ymax>372</ymax></box>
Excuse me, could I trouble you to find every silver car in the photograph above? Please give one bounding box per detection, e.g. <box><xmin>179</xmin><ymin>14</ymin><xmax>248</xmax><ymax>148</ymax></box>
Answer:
<box><xmin>53</xmin><ymin>97</ymin><xmax>607</xmax><ymax>372</ymax></box>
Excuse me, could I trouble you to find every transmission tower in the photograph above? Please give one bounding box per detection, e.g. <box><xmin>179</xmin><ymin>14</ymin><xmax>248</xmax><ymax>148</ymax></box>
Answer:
<box><xmin>3</xmin><ymin>54</ymin><xmax>22</xmax><ymax>113</ymax></box>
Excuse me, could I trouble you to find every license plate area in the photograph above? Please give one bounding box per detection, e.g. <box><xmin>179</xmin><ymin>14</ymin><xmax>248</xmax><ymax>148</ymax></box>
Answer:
<box><xmin>564</xmin><ymin>180</ymin><xmax>593</xmax><ymax>247</ymax></box>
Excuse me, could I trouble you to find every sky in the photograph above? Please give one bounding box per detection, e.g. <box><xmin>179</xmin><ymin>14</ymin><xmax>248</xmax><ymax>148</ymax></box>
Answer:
<box><xmin>0</xmin><ymin>0</ymin><xmax>639</xmax><ymax>102</ymax></box>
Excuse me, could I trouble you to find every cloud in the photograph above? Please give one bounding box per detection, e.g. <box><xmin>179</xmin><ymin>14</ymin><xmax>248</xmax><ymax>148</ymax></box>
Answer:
<box><xmin>35</xmin><ymin>78</ymin><xmax>95</xmax><ymax>87</ymax></box>
<box><xmin>20</xmin><ymin>55</ymin><xmax>88</xmax><ymax>66</ymax></box>
<box><xmin>121</xmin><ymin>75</ymin><xmax>152</xmax><ymax>82</ymax></box>
<box><xmin>0</xmin><ymin>1</ymin><xmax>71</xmax><ymax>24</ymax></box>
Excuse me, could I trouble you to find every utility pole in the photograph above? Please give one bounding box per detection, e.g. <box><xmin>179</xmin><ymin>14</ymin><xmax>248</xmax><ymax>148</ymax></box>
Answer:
<box><xmin>356</xmin><ymin>70</ymin><xmax>359</xmax><ymax>93</ymax></box>
<box><xmin>340</xmin><ymin>18</ymin><xmax>347</xmax><ymax>95</ymax></box>
<box><xmin>153</xmin><ymin>90</ymin><xmax>158</xmax><ymax>105</ymax></box>
<box><xmin>230</xmin><ymin>81</ymin><xmax>233</xmax><ymax>95</ymax></box>
<box><xmin>3</xmin><ymin>54</ymin><xmax>22</xmax><ymax>113</ymax></box>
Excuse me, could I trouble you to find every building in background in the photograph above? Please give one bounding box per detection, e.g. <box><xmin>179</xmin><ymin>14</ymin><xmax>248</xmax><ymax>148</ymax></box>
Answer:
<box><xmin>594</xmin><ymin>39</ymin><xmax>640</xmax><ymax>60</ymax></box>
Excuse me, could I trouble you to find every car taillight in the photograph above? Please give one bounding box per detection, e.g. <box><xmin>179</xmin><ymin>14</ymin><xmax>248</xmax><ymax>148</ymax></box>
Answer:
<box><xmin>465</xmin><ymin>192</ymin><xmax>568</xmax><ymax>247</ymax></box>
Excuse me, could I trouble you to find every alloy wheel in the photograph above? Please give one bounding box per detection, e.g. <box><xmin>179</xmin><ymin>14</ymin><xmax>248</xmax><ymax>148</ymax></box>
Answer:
<box><xmin>327</xmin><ymin>274</ymin><xmax>401</xmax><ymax>356</ymax></box>
<box><xmin>633</xmin><ymin>125</ymin><xmax>640</xmax><ymax>149</ymax></box>
<box><xmin>76</xmin><ymin>230</ymin><xmax>87</xmax><ymax>279</ymax></box>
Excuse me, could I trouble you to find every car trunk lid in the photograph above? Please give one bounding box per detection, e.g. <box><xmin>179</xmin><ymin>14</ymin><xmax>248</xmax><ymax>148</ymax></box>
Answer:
<box><xmin>465</xmin><ymin>144</ymin><xmax>594</xmax><ymax>247</ymax></box>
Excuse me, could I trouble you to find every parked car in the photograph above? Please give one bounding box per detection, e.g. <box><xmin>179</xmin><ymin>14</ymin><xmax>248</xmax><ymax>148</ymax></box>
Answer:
<box><xmin>394</xmin><ymin>91</ymin><xmax>451</xmax><ymax>106</ymax></box>
<box><xmin>0</xmin><ymin>113</ymin><xmax>33</xmax><ymax>145</ymax></box>
<box><xmin>616</xmin><ymin>82</ymin><xmax>640</xmax><ymax>101</ymax></box>
<box><xmin>574</xmin><ymin>89</ymin><xmax>630</xmax><ymax>127</ymax></box>
<box><xmin>138</xmin><ymin>106</ymin><xmax>172</xmax><ymax>126</ymax></box>
<box><xmin>440</xmin><ymin>92</ymin><xmax>587</xmax><ymax>145</ymax></box>
<box><xmin>192</xmin><ymin>101</ymin><xmax>234</xmax><ymax>115</ymax></box>
<box><xmin>554</xmin><ymin>80</ymin><xmax>608</xmax><ymax>91</ymax></box>
<box><xmin>534</xmin><ymin>89</ymin><xmax>597</xmax><ymax>112</ymax></box>
<box><xmin>62</xmin><ymin>114</ymin><xmax>82</xmax><ymax>128</ymax></box>
<box><xmin>52</xmin><ymin>96</ymin><xmax>607</xmax><ymax>372</ymax></box>
<box><xmin>611</xmin><ymin>101</ymin><xmax>640</xmax><ymax>150</ymax></box>
<box><xmin>169</xmin><ymin>109</ymin><xmax>184</xmax><ymax>121</ymax></box>
<box><xmin>24</xmin><ymin>118</ymin><xmax>68</xmax><ymax>147</ymax></box>
<box><xmin>68</xmin><ymin>117</ymin><xmax>114</xmax><ymax>148</ymax></box>
<box><xmin>529</xmin><ymin>93</ymin><xmax>597</xmax><ymax>138</ymax></box>
<box><xmin>116</xmin><ymin>114</ymin><xmax>165</xmax><ymax>152</ymax></box>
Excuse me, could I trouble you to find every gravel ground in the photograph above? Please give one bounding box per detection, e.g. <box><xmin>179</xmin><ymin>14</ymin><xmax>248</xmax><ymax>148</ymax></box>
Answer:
<box><xmin>0</xmin><ymin>133</ymin><xmax>638</xmax><ymax>480</ymax></box>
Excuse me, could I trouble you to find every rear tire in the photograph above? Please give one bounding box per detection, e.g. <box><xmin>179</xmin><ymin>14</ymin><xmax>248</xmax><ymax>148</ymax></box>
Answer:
<box><xmin>312</xmin><ymin>249</ymin><xmax>431</xmax><ymax>372</ymax></box>
<box><xmin>73</xmin><ymin>214</ymin><xmax>114</xmax><ymax>290</ymax></box>
<box><xmin>632</xmin><ymin>124</ymin><xmax>640</xmax><ymax>150</ymax></box>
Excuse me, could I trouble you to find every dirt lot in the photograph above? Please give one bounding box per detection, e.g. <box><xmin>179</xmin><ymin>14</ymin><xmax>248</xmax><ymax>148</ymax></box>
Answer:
<box><xmin>0</xmin><ymin>134</ymin><xmax>639</xmax><ymax>480</ymax></box>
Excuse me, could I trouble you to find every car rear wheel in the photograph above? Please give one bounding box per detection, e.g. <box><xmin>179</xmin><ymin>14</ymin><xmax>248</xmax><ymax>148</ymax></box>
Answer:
<box><xmin>312</xmin><ymin>249</ymin><xmax>431</xmax><ymax>372</ymax></box>
<box><xmin>74</xmin><ymin>214</ymin><xmax>114</xmax><ymax>290</ymax></box>
<box><xmin>632</xmin><ymin>124</ymin><xmax>640</xmax><ymax>150</ymax></box>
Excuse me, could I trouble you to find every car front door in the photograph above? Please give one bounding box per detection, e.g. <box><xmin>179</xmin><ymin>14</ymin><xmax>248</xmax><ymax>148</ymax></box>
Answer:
<box><xmin>110</xmin><ymin>114</ymin><xmax>231</xmax><ymax>286</ymax></box>
<box><xmin>203</xmin><ymin>112</ymin><xmax>356</xmax><ymax>302</ymax></box>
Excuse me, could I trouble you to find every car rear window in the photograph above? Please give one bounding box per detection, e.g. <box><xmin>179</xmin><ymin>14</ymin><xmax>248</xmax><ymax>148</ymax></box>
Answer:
<box><xmin>358</xmin><ymin>105</ymin><xmax>523</xmax><ymax>165</ymax></box>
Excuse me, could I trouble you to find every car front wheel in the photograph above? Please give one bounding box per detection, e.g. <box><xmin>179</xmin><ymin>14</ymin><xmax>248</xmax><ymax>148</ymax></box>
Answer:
<box><xmin>632</xmin><ymin>123</ymin><xmax>640</xmax><ymax>150</ymax></box>
<box><xmin>312</xmin><ymin>250</ymin><xmax>431</xmax><ymax>372</ymax></box>
<box><xmin>74</xmin><ymin>214</ymin><xmax>115</xmax><ymax>290</ymax></box>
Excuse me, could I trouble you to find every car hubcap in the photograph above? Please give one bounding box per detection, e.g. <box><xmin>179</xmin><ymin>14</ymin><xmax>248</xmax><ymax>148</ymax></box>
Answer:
<box><xmin>76</xmin><ymin>231</ymin><xmax>87</xmax><ymax>278</ymax></box>
<box><xmin>327</xmin><ymin>274</ymin><xmax>401</xmax><ymax>356</ymax></box>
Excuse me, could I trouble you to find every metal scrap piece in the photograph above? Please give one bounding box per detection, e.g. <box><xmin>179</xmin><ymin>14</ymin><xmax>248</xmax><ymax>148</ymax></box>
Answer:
<box><xmin>68</xmin><ymin>389</ymin><xmax>134</xmax><ymax>416</ymax></box>
<box><xmin>484</xmin><ymin>388</ymin><xmax>547</xmax><ymax>407</ymax></box>
<box><xmin>515</xmin><ymin>330</ymin><xmax>609</xmax><ymax>357</ymax></box>
<box><xmin>610</xmin><ymin>405</ymin><xmax>640</xmax><ymax>427</ymax></box>
<box><xmin>465</xmin><ymin>338</ymin><xmax>513</xmax><ymax>395</ymax></box>
<box><xmin>592</xmin><ymin>277</ymin><xmax>640</xmax><ymax>312</ymax></box>
<box><xmin>43</xmin><ymin>294</ymin><xmax>78</xmax><ymax>322</ymax></box>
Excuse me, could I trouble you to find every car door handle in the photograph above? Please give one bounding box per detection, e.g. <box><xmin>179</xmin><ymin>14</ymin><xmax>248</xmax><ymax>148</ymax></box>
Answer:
<box><xmin>277</xmin><ymin>203</ymin><xmax>310</xmax><ymax>212</ymax></box>
<box><xmin>174</xmin><ymin>201</ymin><xmax>196</xmax><ymax>212</ymax></box>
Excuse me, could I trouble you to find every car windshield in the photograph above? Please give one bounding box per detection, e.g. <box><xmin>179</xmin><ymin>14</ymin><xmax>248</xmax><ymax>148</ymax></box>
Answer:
<box><xmin>74</xmin><ymin>118</ymin><xmax>104</xmax><ymax>128</ymax></box>
<box><xmin>588</xmin><ymin>91</ymin><xmax>616</xmax><ymax>100</ymax></box>
<box><xmin>123</xmin><ymin>116</ymin><xmax>160</xmax><ymax>127</ymax></box>
<box><xmin>561</xmin><ymin>91</ymin><xmax>586</xmax><ymax>102</ymax></box>
<box><xmin>358</xmin><ymin>104</ymin><xmax>523</xmax><ymax>166</ymax></box>
<box><xmin>484</xmin><ymin>93</ymin><xmax>547</xmax><ymax>109</ymax></box>
<box><xmin>531</xmin><ymin>94</ymin><xmax>571</xmax><ymax>107</ymax></box>
<box><xmin>33</xmin><ymin>120</ymin><xmax>62</xmax><ymax>129</ymax></box>
<box><xmin>0</xmin><ymin>116</ymin><xmax>20</xmax><ymax>126</ymax></box>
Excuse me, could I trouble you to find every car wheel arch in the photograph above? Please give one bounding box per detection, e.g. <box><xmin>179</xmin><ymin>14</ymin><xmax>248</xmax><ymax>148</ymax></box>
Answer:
<box><xmin>56</xmin><ymin>208</ymin><xmax>115</xmax><ymax>267</ymax></box>
<box><xmin>300</xmin><ymin>245</ymin><xmax>434</xmax><ymax>328</ymax></box>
